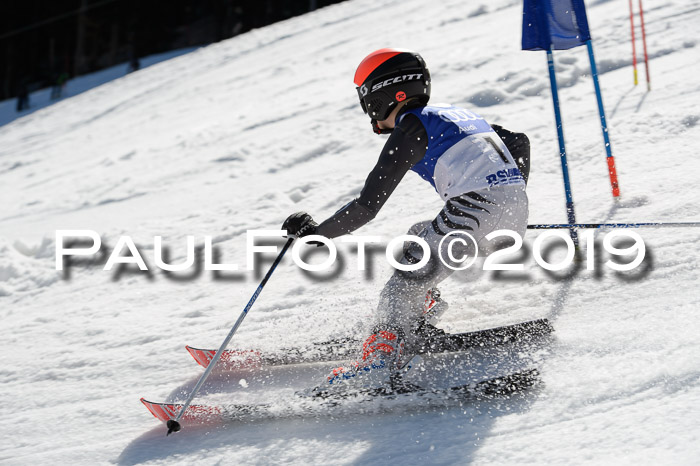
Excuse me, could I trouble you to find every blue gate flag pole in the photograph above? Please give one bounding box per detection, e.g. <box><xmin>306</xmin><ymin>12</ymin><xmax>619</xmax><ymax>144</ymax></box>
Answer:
<box><xmin>523</xmin><ymin>0</ymin><xmax>594</xmax><ymax>245</ymax></box>
<box><xmin>586</xmin><ymin>40</ymin><xmax>620</xmax><ymax>198</ymax></box>
<box><xmin>523</xmin><ymin>0</ymin><xmax>621</xmax><ymax>205</ymax></box>
<box><xmin>546</xmin><ymin>46</ymin><xmax>578</xmax><ymax>246</ymax></box>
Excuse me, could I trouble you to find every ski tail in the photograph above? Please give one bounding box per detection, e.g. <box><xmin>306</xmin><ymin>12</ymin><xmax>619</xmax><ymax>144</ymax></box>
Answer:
<box><xmin>462</xmin><ymin>368</ymin><xmax>540</xmax><ymax>397</ymax></box>
<box><xmin>440</xmin><ymin>318</ymin><xmax>553</xmax><ymax>350</ymax></box>
<box><xmin>185</xmin><ymin>345</ymin><xmax>262</xmax><ymax>370</ymax></box>
<box><xmin>140</xmin><ymin>398</ymin><xmax>222</xmax><ymax>423</ymax></box>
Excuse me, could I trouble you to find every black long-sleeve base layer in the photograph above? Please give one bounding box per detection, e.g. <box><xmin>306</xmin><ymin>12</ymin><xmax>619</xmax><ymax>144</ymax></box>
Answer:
<box><xmin>316</xmin><ymin>112</ymin><xmax>530</xmax><ymax>239</ymax></box>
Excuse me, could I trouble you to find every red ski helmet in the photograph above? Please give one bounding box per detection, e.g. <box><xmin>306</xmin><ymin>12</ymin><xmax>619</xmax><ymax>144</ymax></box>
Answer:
<box><xmin>354</xmin><ymin>48</ymin><xmax>431</xmax><ymax>134</ymax></box>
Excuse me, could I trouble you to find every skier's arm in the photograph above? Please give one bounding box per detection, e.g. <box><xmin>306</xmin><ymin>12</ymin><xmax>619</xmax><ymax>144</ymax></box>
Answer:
<box><xmin>491</xmin><ymin>124</ymin><xmax>531</xmax><ymax>184</ymax></box>
<box><xmin>316</xmin><ymin>114</ymin><xmax>427</xmax><ymax>238</ymax></box>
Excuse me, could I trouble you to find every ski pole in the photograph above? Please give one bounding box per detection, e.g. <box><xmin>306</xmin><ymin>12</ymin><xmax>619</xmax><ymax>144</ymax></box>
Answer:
<box><xmin>527</xmin><ymin>222</ymin><xmax>700</xmax><ymax>229</ymax></box>
<box><xmin>166</xmin><ymin>237</ymin><xmax>294</xmax><ymax>435</ymax></box>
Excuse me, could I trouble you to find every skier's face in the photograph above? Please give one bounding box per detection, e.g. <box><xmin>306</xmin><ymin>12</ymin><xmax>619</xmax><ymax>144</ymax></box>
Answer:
<box><xmin>375</xmin><ymin>102</ymin><xmax>406</xmax><ymax>132</ymax></box>
<box><xmin>375</xmin><ymin>118</ymin><xmax>393</xmax><ymax>131</ymax></box>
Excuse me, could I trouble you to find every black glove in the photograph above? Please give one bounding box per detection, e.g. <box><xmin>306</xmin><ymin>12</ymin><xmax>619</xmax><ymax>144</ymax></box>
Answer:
<box><xmin>282</xmin><ymin>212</ymin><xmax>318</xmax><ymax>238</ymax></box>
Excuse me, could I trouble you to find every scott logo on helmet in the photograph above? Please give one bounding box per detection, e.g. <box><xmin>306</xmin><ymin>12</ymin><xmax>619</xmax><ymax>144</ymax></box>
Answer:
<box><xmin>371</xmin><ymin>73</ymin><xmax>423</xmax><ymax>92</ymax></box>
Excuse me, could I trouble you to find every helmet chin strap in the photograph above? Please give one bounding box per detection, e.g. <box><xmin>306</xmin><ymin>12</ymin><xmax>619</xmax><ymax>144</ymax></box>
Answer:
<box><xmin>372</xmin><ymin>119</ymin><xmax>393</xmax><ymax>135</ymax></box>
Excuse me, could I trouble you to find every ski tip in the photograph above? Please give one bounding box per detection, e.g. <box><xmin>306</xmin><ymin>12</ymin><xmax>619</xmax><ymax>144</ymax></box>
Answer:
<box><xmin>141</xmin><ymin>398</ymin><xmax>178</xmax><ymax>423</ymax></box>
<box><xmin>141</xmin><ymin>398</ymin><xmax>159</xmax><ymax>420</ymax></box>
<box><xmin>185</xmin><ymin>345</ymin><xmax>211</xmax><ymax>368</ymax></box>
<box><xmin>141</xmin><ymin>398</ymin><xmax>223</xmax><ymax>425</ymax></box>
<box><xmin>185</xmin><ymin>345</ymin><xmax>264</xmax><ymax>370</ymax></box>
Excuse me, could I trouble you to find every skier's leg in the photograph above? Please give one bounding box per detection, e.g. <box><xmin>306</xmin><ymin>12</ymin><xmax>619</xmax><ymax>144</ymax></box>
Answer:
<box><xmin>376</xmin><ymin>185</ymin><xmax>528</xmax><ymax>350</ymax></box>
<box><xmin>474</xmin><ymin>185</ymin><xmax>529</xmax><ymax>253</ymax></box>
<box><xmin>403</xmin><ymin>220</ymin><xmax>450</xmax><ymax>329</ymax></box>
<box><xmin>323</xmin><ymin>186</ymin><xmax>527</xmax><ymax>388</ymax></box>
<box><xmin>375</xmin><ymin>224</ymin><xmax>465</xmax><ymax>350</ymax></box>
<box><xmin>406</xmin><ymin>220</ymin><xmax>432</xmax><ymax>237</ymax></box>
<box><xmin>323</xmin><ymin>222</ymin><xmax>455</xmax><ymax>388</ymax></box>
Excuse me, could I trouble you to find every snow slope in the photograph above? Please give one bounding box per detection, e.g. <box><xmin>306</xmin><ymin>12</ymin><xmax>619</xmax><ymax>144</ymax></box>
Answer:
<box><xmin>1</xmin><ymin>0</ymin><xmax>700</xmax><ymax>464</ymax></box>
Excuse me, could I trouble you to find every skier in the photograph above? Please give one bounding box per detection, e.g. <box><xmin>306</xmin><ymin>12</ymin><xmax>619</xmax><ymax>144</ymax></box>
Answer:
<box><xmin>282</xmin><ymin>48</ymin><xmax>530</xmax><ymax>389</ymax></box>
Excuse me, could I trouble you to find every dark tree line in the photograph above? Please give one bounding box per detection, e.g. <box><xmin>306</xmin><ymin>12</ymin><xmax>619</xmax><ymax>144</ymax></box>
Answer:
<box><xmin>1</xmin><ymin>0</ymin><xmax>343</xmax><ymax>100</ymax></box>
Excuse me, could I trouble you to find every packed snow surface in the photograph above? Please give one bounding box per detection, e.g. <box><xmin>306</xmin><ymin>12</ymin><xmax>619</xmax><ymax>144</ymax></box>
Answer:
<box><xmin>1</xmin><ymin>0</ymin><xmax>700</xmax><ymax>464</ymax></box>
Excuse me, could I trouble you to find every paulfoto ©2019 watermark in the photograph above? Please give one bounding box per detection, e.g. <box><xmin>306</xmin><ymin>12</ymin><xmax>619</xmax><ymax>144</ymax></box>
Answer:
<box><xmin>54</xmin><ymin>229</ymin><xmax>648</xmax><ymax>276</ymax></box>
